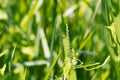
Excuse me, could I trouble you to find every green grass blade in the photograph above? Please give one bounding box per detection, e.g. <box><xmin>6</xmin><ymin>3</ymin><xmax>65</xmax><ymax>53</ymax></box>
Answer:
<box><xmin>34</xmin><ymin>27</ymin><xmax>40</xmax><ymax>58</ymax></box>
<box><xmin>39</xmin><ymin>27</ymin><xmax>50</xmax><ymax>59</ymax></box>
<box><xmin>20</xmin><ymin>0</ymin><xmax>43</xmax><ymax>31</ymax></box>
<box><xmin>0</xmin><ymin>49</ymin><xmax>8</xmax><ymax>58</ymax></box>
<box><xmin>78</xmin><ymin>30</ymin><xmax>94</xmax><ymax>52</ymax></box>
<box><xmin>44</xmin><ymin>53</ymin><xmax>61</xmax><ymax>80</ymax></box>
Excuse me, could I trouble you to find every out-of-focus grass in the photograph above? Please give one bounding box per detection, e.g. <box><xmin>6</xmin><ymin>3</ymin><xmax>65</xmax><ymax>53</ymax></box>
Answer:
<box><xmin>0</xmin><ymin>0</ymin><xmax>120</xmax><ymax>80</ymax></box>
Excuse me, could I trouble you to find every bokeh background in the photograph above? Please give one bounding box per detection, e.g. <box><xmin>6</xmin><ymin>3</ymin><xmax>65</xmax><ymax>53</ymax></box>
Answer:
<box><xmin>0</xmin><ymin>0</ymin><xmax>120</xmax><ymax>80</ymax></box>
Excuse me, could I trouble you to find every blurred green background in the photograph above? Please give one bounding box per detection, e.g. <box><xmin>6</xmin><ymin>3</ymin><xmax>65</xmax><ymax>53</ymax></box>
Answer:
<box><xmin>0</xmin><ymin>0</ymin><xmax>120</xmax><ymax>80</ymax></box>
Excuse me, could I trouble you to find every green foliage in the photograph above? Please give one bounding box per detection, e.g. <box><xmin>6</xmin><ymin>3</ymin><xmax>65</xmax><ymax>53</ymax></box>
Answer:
<box><xmin>0</xmin><ymin>0</ymin><xmax>120</xmax><ymax>80</ymax></box>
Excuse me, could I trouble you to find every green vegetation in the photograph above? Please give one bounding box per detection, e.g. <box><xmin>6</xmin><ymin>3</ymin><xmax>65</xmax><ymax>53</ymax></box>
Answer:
<box><xmin>0</xmin><ymin>0</ymin><xmax>120</xmax><ymax>80</ymax></box>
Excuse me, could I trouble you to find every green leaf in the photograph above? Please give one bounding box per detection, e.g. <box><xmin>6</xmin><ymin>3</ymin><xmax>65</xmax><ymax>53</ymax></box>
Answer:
<box><xmin>67</xmin><ymin>69</ymin><xmax>77</xmax><ymax>80</ymax></box>
<box><xmin>44</xmin><ymin>53</ymin><xmax>61</xmax><ymax>80</ymax></box>
<box><xmin>20</xmin><ymin>0</ymin><xmax>43</xmax><ymax>31</ymax></box>
<box><xmin>114</xmin><ymin>13</ymin><xmax>120</xmax><ymax>42</ymax></box>
<box><xmin>0</xmin><ymin>64</ymin><xmax>6</xmax><ymax>76</ymax></box>
<box><xmin>0</xmin><ymin>49</ymin><xmax>8</xmax><ymax>58</ymax></box>
<box><xmin>78</xmin><ymin>30</ymin><xmax>94</xmax><ymax>52</ymax></box>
